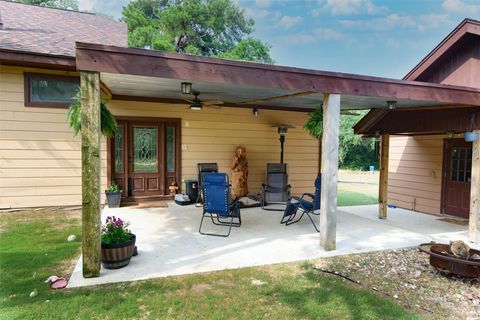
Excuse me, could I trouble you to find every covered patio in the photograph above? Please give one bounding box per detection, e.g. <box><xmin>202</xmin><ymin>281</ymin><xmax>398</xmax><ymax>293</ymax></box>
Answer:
<box><xmin>75</xmin><ymin>42</ymin><xmax>480</xmax><ymax>278</ymax></box>
<box><xmin>68</xmin><ymin>203</ymin><xmax>472</xmax><ymax>288</ymax></box>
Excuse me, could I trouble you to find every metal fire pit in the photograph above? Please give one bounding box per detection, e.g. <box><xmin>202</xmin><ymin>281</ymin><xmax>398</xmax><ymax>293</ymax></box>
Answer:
<box><xmin>419</xmin><ymin>243</ymin><xmax>480</xmax><ymax>278</ymax></box>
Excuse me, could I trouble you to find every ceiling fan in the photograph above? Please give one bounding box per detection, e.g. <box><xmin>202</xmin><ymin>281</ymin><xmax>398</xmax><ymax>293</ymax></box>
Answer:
<box><xmin>183</xmin><ymin>90</ymin><xmax>224</xmax><ymax>110</ymax></box>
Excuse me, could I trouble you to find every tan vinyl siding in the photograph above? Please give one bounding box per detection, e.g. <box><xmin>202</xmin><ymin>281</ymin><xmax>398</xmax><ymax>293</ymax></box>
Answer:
<box><xmin>0</xmin><ymin>65</ymin><xmax>320</xmax><ymax>208</ymax></box>
<box><xmin>107</xmin><ymin>100</ymin><xmax>320</xmax><ymax>194</ymax></box>
<box><xmin>0</xmin><ymin>66</ymin><xmax>107</xmax><ymax>208</ymax></box>
<box><xmin>388</xmin><ymin>135</ymin><xmax>444</xmax><ymax>215</ymax></box>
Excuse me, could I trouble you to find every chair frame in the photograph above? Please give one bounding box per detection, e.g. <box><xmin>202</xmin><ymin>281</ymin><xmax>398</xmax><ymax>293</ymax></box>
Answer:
<box><xmin>199</xmin><ymin>173</ymin><xmax>242</xmax><ymax>237</ymax></box>
<box><xmin>195</xmin><ymin>163</ymin><xmax>219</xmax><ymax>207</ymax></box>
<box><xmin>261</xmin><ymin>163</ymin><xmax>291</xmax><ymax>212</ymax></box>
<box><xmin>281</xmin><ymin>174</ymin><xmax>321</xmax><ymax>232</ymax></box>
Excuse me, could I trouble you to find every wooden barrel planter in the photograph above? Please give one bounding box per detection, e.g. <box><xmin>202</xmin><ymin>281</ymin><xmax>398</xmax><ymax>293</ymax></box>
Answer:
<box><xmin>101</xmin><ymin>234</ymin><xmax>136</xmax><ymax>269</ymax></box>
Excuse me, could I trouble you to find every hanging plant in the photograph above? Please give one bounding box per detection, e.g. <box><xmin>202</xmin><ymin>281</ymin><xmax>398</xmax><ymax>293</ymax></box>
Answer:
<box><xmin>304</xmin><ymin>105</ymin><xmax>323</xmax><ymax>139</ymax></box>
<box><xmin>67</xmin><ymin>91</ymin><xmax>117</xmax><ymax>138</ymax></box>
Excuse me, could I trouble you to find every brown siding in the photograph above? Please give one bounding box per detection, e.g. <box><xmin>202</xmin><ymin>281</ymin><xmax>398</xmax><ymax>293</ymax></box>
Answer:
<box><xmin>417</xmin><ymin>35</ymin><xmax>480</xmax><ymax>88</ymax></box>
<box><xmin>388</xmin><ymin>135</ymin><xmax>444</xmax><ymax>215</ymax></box>
<box><xmin>0</xmin><ymin>65</ymin><xmax>319</xmax><ymax>208</ymax></box>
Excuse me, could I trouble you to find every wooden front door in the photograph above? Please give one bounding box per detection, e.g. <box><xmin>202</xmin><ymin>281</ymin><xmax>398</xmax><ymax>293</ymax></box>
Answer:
<box><xmin>110</xmin><ymin>118</ymin><xmax>180</xmax><ymax>199</ymax></box>
<box><xmin>442</xmin><ymin>139</ymin><xmax>472</xmax><ymax>218</ymax></box>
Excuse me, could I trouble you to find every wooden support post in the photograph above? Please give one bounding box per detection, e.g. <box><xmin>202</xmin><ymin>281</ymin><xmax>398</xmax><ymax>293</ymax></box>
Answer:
<box><xmin>379</xmin><ymin>134</ymin><xmax>390</xmax><ymax>219</ymax></box>
<box><xmin>81</xmin><ymin>71</ymin><xmax>102</xmax><ymax>278</ymax></box>
<box><xmin>320</xmin><ymin>93</ymin><xmax>341</xmax><ymax>251</ymax></box>
<box><xmin>469</xmin><ymin>131</ymin><xmax>480</xmax><ymax>243</ymax></box>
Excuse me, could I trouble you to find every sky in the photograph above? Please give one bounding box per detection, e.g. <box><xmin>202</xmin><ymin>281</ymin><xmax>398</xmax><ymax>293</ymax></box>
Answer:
<box><xmin>77</xmin><ymin>0</ymin><xmax>480</xmax><ymax>79</ymax></box>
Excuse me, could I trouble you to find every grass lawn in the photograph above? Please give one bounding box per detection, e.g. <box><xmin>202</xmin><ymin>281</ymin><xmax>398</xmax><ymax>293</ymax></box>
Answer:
<box><xmin>337</xmin><ymin>169</ymin><xmax>379</xmax><ymax>207</ymax></box>
<box><xmin>0</xmin><ymin>209</ymin><xmax>419</xmax><ymax>320</ymax></box>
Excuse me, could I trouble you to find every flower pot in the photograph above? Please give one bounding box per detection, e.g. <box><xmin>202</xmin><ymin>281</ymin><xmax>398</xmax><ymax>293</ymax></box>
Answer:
<box><xmin>101</xmin><ymin>234</ymin><xmax>136</xmax><ymax>269</ymax></box>
<box><xmin>464</xmin><ymin>132</ymin><xmax>479</xmax><ymax>142</ymax></box>
<box><xmin>105</xmin><ymin>191</ymin><xmax>122</xmax><ymax>208</ymax></box>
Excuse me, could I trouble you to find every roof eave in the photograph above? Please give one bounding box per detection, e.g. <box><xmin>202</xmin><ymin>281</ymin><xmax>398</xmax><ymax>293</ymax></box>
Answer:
<box><xmin>0</xmin><ymin>48</ymin><xmax>76</xmax><ymax>71</ymax></box>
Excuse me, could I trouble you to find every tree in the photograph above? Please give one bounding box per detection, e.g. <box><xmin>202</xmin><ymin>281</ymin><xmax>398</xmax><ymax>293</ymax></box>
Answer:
<box><xmin>122</xmin><ymin>0</ymin><xmax>273</xmax><ymax>63</ymax></box>
<box><xmin>217</xmin><ymin>38</ymin><xmax>274</xmax><ymax>64</ymax></box>
<box><xmin>16</xmin><ymin>0</ymin><xmax>78</xmax><ymax>10</ymax></box>
<box><xmin>304</xmin><ymin>107</ymin><xmax>377</xmax><ymax>170</ymax></box>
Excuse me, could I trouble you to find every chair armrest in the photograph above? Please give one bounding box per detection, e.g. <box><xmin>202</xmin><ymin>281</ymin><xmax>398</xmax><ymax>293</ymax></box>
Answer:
<box><xmin>302</xmin><ymin>193</ymin><xmax>315</xmax><ymax>200</ymax></box>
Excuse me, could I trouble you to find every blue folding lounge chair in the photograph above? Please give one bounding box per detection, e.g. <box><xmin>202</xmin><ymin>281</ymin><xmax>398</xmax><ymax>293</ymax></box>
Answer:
<box><xmin>261</xmin><ymin>163</ymin><xmax>291</xmax><ymax>211</ymax></box>
<box><xmin>195</xmin><ymin>163</ymin><xmax>219</xmax><ymax>206</ymax></box>
<box><xmin>199</xmin><ymin>172</ymin><xmax>241</xmax><ymax>237</ymax></box>
<box><xmin>281</xmin><ymin>174</ymin><xmax>321</xmax><ymax>232</ymax></box>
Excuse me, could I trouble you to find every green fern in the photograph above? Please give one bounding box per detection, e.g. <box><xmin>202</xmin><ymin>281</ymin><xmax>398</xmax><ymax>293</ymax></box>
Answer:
<box><xmin>67</xmin><ymin>91</ymin><xmax>117</xmax><ymax>138</ymax></box>
<box><xmin>304</xmin><ymin>105</ymin><xmax>323</xmax><ymax>139</ymax></box>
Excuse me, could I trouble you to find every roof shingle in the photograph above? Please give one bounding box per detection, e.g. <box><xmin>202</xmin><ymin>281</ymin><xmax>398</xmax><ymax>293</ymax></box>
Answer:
<box><xmin>0</xmin><ymin>0</ymin><xmax>127</xmax><ymax>57</ymax></box>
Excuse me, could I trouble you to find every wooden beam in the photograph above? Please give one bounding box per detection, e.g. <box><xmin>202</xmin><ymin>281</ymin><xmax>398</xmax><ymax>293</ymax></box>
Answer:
<box><xmin>379</xmin><ymin>134</ymin><xmax>390</xmax><ymax>219</ymax></box>
<box><xmin>238</xmin><ymin>91</ymin><xmax>316</xmax><ymax>104</ymax></box>
<box><xmin>75</xmin><ymin>42</ymin><xmax>480</xmax><ymax>106</ymax></box>
<box><xmin>81</xmin><ymin>71</ymin><xmax>102</xmax><ymax>278</ymax></box>
<box><xmin>320</xmin><ymin>93</ymin><xmax>341</xmax><ymax>251</ymax></box>
<box><xmin>469</xmin><ymin>131</ymin><xmax>480</xmax><ymax>243</ymax></box>
<box><xmin>100</xmin><ymin>80</ymin><xmax>113</xmax><ymax>100</ymax></box>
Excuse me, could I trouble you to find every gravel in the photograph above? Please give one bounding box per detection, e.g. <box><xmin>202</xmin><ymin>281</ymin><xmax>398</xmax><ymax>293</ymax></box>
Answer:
<box><xmin>317</xmin><ymin>248</ymin><xmax>480</xmax><ymax>320</ymax></box>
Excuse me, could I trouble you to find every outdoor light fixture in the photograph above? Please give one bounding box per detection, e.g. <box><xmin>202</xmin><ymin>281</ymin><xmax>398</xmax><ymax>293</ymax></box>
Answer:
<box><xmin>447</xmin><ymin>130</ymin><xmax>455</xmax><ymax>138</ymax></box>
<box><xmin>181</xmin><ymin>82</ymin><xmax>192</xmax><ymax>95</ymax></box>
<box><xmin>253</xmin><ymin>108</ymin><xmax>259</xmax><ymax>117</ymax></box>
<box><xmin>387</xmin><ymin>100</ymin><xmax>397</xmax><ymax>110</ymax></box>
<box><xmin>272</xmin><ymin>124</ymin><xmax>295</xmax><ymax>163</ymax></box>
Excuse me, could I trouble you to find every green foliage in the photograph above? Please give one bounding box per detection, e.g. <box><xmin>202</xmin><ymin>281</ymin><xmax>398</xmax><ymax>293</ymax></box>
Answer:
<box><xmin>106</xmin><ymin>182</ymin><xmax>122</xmax><ymax>193</ymax></box>
<box><xmin>303</xmin><ymin>105</ymin><xmax>323</xmax><ymax>139</ymax></box>
<box><xmin>339</xmin><ymin>111</ymin><xmax>377</xmax><ymax>170</ymax></box>
<box><xmin>217</xmin><ymin>38</ymin><xmax>274</xmax><ymax>64</ymax></box>
<box><xmin>16</xmin><ymin>0</ymin><xmax>78</xmax><ymax>10</ymax></box>
<box><xmin>67</xmin><ymin>91</ymin><xmax>118</xmax><ymax>138</ymax></box>
<box><xmin>304</xmin><ymin>108</ymin><xmax>377</xmax><ymax>170</ymax></box>
<box><xmin>101</xmin><ymin>216</ymin><xmax>131</xmax><ymax>245</ymax></box>
<box><xmin>122</xmin><ymin>0</ymin><xmax>273</xmax><ymax>63</ymax></box>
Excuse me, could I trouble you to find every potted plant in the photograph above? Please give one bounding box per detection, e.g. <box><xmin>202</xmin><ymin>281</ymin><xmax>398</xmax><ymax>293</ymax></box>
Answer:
<box><xmin>105</xmin><ymin>182</ymin><xmax>122</xmax><ymax>208</ymax></box>
<box><xmin>101</xmin><ymin>216</ymin><xmax>136</xmax><ymax>269</ymax></box>
<box><xmin>464</xmin><ymin>111</ymin><xmax>479</xmax><ymax>142</ymax></box>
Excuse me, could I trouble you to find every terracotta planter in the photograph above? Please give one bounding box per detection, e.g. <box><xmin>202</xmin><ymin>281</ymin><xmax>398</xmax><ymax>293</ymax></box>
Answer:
<box><xmin>105</xmin><ymin>191</ymin><xmax>122</xmax><ymax>208</ymax></box>
<box><xmin>101</xmin><ymin>234</ymin><xmax>136</xmax><ymax>269</ymax></box>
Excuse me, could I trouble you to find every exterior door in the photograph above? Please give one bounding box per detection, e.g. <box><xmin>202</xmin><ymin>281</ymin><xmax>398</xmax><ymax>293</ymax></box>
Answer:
<box><xmin>443</xmin><ymin>139</ymin><xmax>472</xmax><ymax>218</ymax></box>
<box><xmin>110</xmin><ymin>118</ymin><xmax>180</xmax><ymax>199</ymax></box>
<box><xmin>129</xmin><ymin>123</ymin><xmax>164</xmax><ymax>197</ymax></box>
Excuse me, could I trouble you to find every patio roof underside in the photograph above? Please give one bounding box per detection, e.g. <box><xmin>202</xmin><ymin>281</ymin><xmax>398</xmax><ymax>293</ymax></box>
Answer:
<box><xmin>76</xmin><ymin>42</ymin><xmax>480</xmax><ymax>112</ymax></box>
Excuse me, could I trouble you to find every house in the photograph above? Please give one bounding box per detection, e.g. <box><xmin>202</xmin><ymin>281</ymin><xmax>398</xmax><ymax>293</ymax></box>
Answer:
<box><xmin>355</xmin><ymin>18</ymin><xmax>480</xmax><ymax>221</ymax></box>
<box><xmin>0</xmin><ymin>1</ymin><xmax>320</xmax><ymax>209</ymax></box>
<box><xmin>2</xmin><ymin>2</ymin><xmax>479</xmax><ymax>275</ymax></box>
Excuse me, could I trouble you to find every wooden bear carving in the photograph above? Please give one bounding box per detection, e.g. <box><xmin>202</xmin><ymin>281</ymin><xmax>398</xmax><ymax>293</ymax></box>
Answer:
<box><xmin>231</xmin><ymin>146</ymin><xmax>248</xmax><ymax>198</ymax></box>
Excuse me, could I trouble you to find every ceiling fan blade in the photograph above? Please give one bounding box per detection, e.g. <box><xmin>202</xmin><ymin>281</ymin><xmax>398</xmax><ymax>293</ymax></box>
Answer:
<box><xmin>205</xmin><ymin>104</ymin><xmax>222</xmax><ymax>109</ymax></box>
<box><xmin>203</xmin><ymin>100</ymin><xmax>224</xmax><ymax>105</ymax></box>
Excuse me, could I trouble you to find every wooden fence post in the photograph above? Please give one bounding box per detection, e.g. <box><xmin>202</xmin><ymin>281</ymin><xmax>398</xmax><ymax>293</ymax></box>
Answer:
<box><xmin>379</xmin><ymin>134</ymin><xmax>389</xmax><ymax>219</ymax></box>
<box><xmin>81</xmin><ymin>71</ymin><xmax>101</xmax><ymax>278</ymax></box>
<box><xmin>320</xmin><ymin>93</ymin><xmax>340</xmax><ymax>251</ymax></box>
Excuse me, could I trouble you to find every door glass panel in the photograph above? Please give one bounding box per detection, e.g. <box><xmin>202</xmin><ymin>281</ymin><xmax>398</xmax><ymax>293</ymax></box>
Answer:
<box><xmin>133</xmin><ymin>127</ymin><xmax>157</xmax><ymax>173</ymax></box>
<box><xmin>450</xmin><ymin>147</ymin><xmax>472</xmax><ymax>182</ymax></box>
<box><xmin>114</xmin><ymin>126</ymin><xmax>123</xmax><ymax>173</ymax></box>
<box><xmin>166</xmin><ymin>127</ymin><xmax>175</xmax><ymax>172</ymax></box>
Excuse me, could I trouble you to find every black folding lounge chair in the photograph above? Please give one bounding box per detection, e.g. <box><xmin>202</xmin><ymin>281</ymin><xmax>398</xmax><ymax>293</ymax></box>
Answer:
<box><xmin>195</xmin><ymin>163</ymin><xmax>219</xmax><ymax>206</ymax></box>
<box><xmin>281</xmin><ymin>173</ymin><xmax>321</xmax><ymax>232</ymax></box>
<box><xmin>261</xmin><ymin>163</ymin><xmax>291</xmax><ymax>211</ymax></box>
<box><xmin>199</xmin><ymin>172</ymin><xmax>241</xmax><ymax>237</ymax></box>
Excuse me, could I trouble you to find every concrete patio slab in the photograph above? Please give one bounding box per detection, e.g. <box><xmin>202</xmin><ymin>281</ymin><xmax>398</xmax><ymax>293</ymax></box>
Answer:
<box><xmin>68</xmin><ymin>204</ymin><xmax>473</xmax><ymax>288</ymax></box>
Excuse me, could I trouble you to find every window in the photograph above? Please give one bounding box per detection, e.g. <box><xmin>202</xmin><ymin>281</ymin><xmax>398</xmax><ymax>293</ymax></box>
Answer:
<box><xmin>24</xmin><ymin>73</ymin><xmax>79</xmax><ymax>107</ymax></box>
